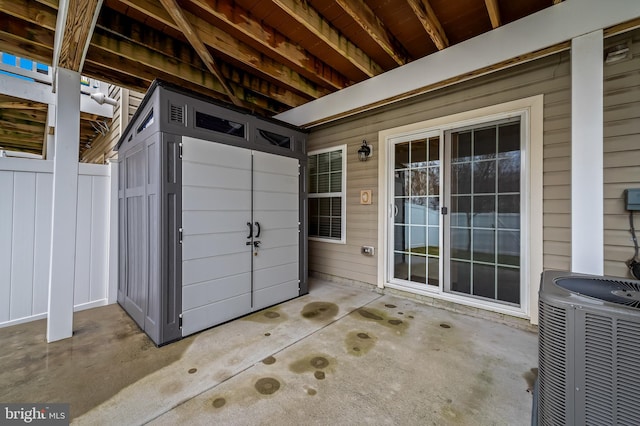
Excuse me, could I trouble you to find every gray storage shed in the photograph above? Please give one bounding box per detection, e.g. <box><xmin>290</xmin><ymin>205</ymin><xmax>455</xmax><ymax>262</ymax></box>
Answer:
<box><xmin>115</xmin><ymin>80</ymin><xmax>308</xmax><ymax>346</ymax></box>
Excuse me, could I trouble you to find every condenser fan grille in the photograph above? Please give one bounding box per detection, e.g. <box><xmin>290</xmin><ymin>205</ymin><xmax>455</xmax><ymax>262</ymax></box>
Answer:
<box><xmin>554</xmin><ymin>278</ymin><xmax>640</xmax><ymax>308</ymax></box>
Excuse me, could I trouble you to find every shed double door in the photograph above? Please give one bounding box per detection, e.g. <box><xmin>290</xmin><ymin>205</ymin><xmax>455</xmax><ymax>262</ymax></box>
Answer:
<box><xmin>180</xmin><ymin>136</ymin><xmax>299</xmax><ymax>336</ymax></box>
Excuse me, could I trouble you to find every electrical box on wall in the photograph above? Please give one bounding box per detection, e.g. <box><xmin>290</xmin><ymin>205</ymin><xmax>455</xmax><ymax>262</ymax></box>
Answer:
<box><xmin>625</xmin><ymin>189</ymin><xmax>640</xmax><ymax>211</ymax></box>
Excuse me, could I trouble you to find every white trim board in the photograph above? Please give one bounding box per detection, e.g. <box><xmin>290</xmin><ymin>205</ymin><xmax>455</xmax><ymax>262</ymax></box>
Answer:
<box><xmin>275</xmin><ymin>0</ymin><xmax>640</xmax><ymax>127</ymax></box>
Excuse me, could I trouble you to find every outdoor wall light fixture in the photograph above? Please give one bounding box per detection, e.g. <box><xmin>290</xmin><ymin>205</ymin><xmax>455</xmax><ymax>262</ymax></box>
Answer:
<box><xmin>604</xmin><ymin>42</ymin><xmax>630</xmax><ymax>64</ymax></box>
<box><xmin>358</xmin><ymin>140</ymin><xmax>372</xmax><ymax>161</ymax></box>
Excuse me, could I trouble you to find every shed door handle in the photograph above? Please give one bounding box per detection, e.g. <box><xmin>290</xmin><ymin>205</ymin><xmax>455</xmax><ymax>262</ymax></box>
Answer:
<box><xmin>247</xmin><ymin>222</ymin><xmax>253</xmax><ymax>239</ymax></box>
<box><xmin>254</xmin><ymin>221</ymin><xmax>261</xmax><ymax>238</ymax></box>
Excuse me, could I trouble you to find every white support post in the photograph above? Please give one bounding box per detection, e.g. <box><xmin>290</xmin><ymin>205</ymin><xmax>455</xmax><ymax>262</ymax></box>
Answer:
<box><xmin>107</xmin><ymin>161</ymin><xmax>119</xmax><ymax>304</ymax></box>
<box><xmin>571</xmin><ymin>30</ymin><xmax>604</xmax><ymax>275</ymax></box>
<box><xmin>47</xmin><ymin>68</ymin><xmax>81</xmax><ymax>342</ymax></box>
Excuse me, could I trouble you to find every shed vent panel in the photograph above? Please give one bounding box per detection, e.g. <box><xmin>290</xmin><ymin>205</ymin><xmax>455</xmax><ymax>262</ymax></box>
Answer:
<box><xmin>170</xmin><ymin>104</ymin><xmax>185</xmax><ymax>125</ymax></box>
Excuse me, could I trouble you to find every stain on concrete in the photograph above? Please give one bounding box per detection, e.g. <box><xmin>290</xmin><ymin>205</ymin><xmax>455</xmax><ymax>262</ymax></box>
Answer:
<box><xmin>289</xmin><ymin>354</ymin><xmax>335</xmax><ymax>375</ymax></box>
<box><xmin>301</xmin><ymin>302</ymin><xmax>339</xmax><ymax>321</ymax></box>
<box><xmin>310</xmin><ymin>356</ymin><xmax>329</xmax><ymax>369</ymax></box>
<box><xmin>345</xmin><ymin>331</ymin><xmax>376</xmax><ymax>356</ymax></box>
<box><xmin>314</xmin><ymin>371</ymin><xmax>325</xmax><ymax>380</ymax></box>
<box><xmin>354</xmin><ymin>308</ymin><xmax>408</xmax><ymax>334</ymax></box>
<box><xmin>408</xmin><ymin>315</ymin><xmax>415</xmax><ymax>319</ymax></box>
<box><xmin>306</xmin><ymin>388</ymin><xmax>317</xmax><ymax>396</ymax></box>
<box><xmin>212</xmin><ymin>397</ymin><xmax>226</xmax><ymax>408</ymax></box>
<box><xmin>385</xmin><ymin>304</ymin><xmax>397</xmax><ymax>309</ymax></box>
<box><xmin>243</xmin><ymin>307</ymin><xmax>287</xmax><ymax>323</ymax></box>
<box><xmin>255</xmin><ymin>377</ymin><xmax>281</xmax><ymax>395</ymax></box>
<box><xmin>262</xmin><ymin>356</ymin><xmax>276</xmax><ymax>365</ymax></box>
<box><xmin>398</xmin><ymin>312</ymin><xmax>404</xmax><ymax>315</ymax></box>
<box><xmin>0</xmin><ymin>304</ymin><xmax>191</xmax><ymax>420</ymax></box>
<box><xmin>188</xmin><ymin>368</ymin><xmax>197</xmax><ymax>374</ymax></box>
<box><xmin>358</xmin><ymin>309</ymin><xmax>383</xmax><ymax>321</ymax></box>
<box><xmin>523</xmin><ymin>367</ymin><xmax>539</xmax><ymax>392</ymax></box>
<box><xmin>264</xmin><ymin>333</ymin><xmax>271</xmax><ymax>337</ymax></box>
<box><xmin>440</xmin><ymin>323</ymin><xmax>452</xmax><ymax>329</ymax></box>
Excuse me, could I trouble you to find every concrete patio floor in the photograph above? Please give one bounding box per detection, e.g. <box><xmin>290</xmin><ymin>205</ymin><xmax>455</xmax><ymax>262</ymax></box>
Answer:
<box><xmin>0</xmin><ymin>279</ymin><xmax>538</xmax><ymax>425</ymax></box>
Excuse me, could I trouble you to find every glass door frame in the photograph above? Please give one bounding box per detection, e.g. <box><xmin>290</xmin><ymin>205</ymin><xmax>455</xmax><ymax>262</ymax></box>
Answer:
<box><xmin>386</xmin><ymin>129</ymin><xmax>444</xmax><ymax>294</ymax></box>
<box><xmin>381</xmin><ymin>108</ymin><xmax>535</xmax><ymax>319</ymax></box>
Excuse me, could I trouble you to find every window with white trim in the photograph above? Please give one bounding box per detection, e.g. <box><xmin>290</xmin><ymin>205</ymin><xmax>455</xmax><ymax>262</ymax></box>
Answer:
<box><xmin>308</xmin><ymin>145</ymin><xmax>346</xmax><ymax>243</ymax></box>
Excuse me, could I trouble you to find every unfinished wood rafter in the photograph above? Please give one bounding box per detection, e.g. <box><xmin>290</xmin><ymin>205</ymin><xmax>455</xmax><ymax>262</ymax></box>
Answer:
<box><xmin>56</xmin><ymin>0</ymin><xmax>102</xmax><ymax>71</ymax></box>
<box><xmin>158</xmin><ymin>0</ymin><xmax>242</xmax><ymax>107</ymax></box>
<box><xmin>0</xmin><ymin>101</ymin><xmax>48</xmax><ymax>110</ymax></box>
<box><xmin>271</xmin><ymin>0</ymin><xmax>384</xmax><ymax>78</ymax></box>
<box><xmin>0</xmin><ymin>0</ymin><xmax>58</xmax><ymax>29</ymax></box>
<box><xmin>94</xmin><ymin>9</ymin><xmax>311</xmax><ymax>109</ymax></box>
<box><xmin>485</xmin><ymin>0</ymin><xmax>501</xmax><ymax>29</ymax></box>
<box><xmin>116</xmin><ymin>0</ymin><xmax>330</xmax><ymax>101</ymax></box>
<box><xmin>335</xmin><ymin>0</ymin><xmax>406</xmax><ymax>66</ymax></box>
<box><xmin>406</xmin><ymin>0</ymin><xmax>449</xmax><ymax>50</ymax></box>
<box><xmin>188</xmin><ymin>0</ymin><xmax>347</xmax><ymax>90</ymax></box>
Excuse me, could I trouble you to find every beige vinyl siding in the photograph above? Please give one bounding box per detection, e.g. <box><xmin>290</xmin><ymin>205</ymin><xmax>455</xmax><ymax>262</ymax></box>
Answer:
<box><xmin>81</xmin><ymin>86</ymin><xmax>144</xmax><ymax>164</ymax></box>
<box><xmin>308</xmin><ymin>49</ymin><xmax>573</xmax><ymax>285</ymax></box>
<box><xmin>603</xmin><ymin>29</ymin><xmax>640</xmax><ymax>278</ymax></box>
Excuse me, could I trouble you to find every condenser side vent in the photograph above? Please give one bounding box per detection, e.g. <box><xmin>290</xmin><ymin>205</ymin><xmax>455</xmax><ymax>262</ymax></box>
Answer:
<box><xmin>538</xmin><ymin>301</ymin><xmax>569</xmax><ymax>425</ymax></box>
<box><xmin>583</xmin><ymin>313</ymin><xmax>614</xmax><ymax>424</ymax></box>
<box><xmin>169</xmin><ymin>103</ymin><xmax>185</xmax><ymax>125</ymax></box>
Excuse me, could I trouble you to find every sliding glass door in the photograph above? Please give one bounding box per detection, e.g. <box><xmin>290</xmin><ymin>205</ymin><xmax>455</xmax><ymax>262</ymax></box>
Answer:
<box><xmin>388</xmin><ymin>116</ymin><xmax>523</xmax><ymax>308</ymax></box>
<box><xmin>444</xmin><ymin>118</ymin><xmax>522</xmax><ymax>305</ymax></box>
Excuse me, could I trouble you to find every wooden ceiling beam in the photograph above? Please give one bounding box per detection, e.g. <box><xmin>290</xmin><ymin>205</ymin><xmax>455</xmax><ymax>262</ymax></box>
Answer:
<box><xmin>84</xmin><ymin>47</ymin><xmax>282</xmax><ymax>115</ymax></box>
<box><xmin>270</xmin><ymin>0</ymin><xmax>384</xmax><ymax>78</ymax></box>
<box><xmin>34</xmin><ymin>0</ymin><xmax>58</xmax><ymax>9</ymax></box>
<box><xmin>0</xmin><ymin>30</ymin><xmax>53</xmax><ymax>65</ymax></box>
<box><xmin>89</xmin><ymin>30</ymin><xmax>227</xmax><ymax>95</ymax></box>
<box><xmin>406</xmin><ymin>0</ymin><xmax>449</xmax><ymax>50</ymax></box>
<box><xmin>94</xmin><ymin>9</ymin><xmax>311</xmax><ymax>109</ymax></box>
<box><xmin>115</xmin><ymin>0</ymin><xmax>330</xmax><ymax>100</ymax></box>
<box><xmin>54</xmin><ymin>0</ymin><xmax>103</xmax><ymax>71</ymax></box>
<box><xmin>81</xmin><ymin>60</ymin><xmax>151</xmax><ymax>93</ymax></box>
<box><xmin>0</xmin><ymin>108</ymin><xmax>47</xmax><ymax>122</ymax></box>
<box><xmin>0</xmin><ymin>11</ymin><xmax>54</xmax><ymax>50</ymax></box>
<box><xmin>0</xmin><ymin>128</ymin><xmax>44</xmax><ymax>143</ymax></box>
<box><xmin>0</xmin><ymin>141</ymin><xmax>43</xmax><ymax>154</ymax></box>
<box><xmin>220</xmin><ymin>64</ymin><xmax>311</xmax><ymax>109</ymax></box>
<box><xmin>485</xmin><ymin>0</ymin><xmax>502</xmax><ymax>29</ymax></box>
<box><xmin>158</xmin><ymin>0</ymin><xmax>242</xmax><ymax>107</ymax></box>
<box><xmin>0</xmin><ymin>0</ymin><xmax>57</xmax><ymax>30</ymax></box>
<box><xmin>0</xmin><ymin>101</ymin><xmax>48</xmax><ymax>110</ymax></box>
<box><xmin>188</xmin><ymin>0</ymin><xmax>347</xmax><ymax>90</ymax></box>
<box><xmin>335</xmin><ymin>0</ymin><xmax>407</xmax><ymax>66</ymax></box>
<box><xmin>0</xmin><ymin>119</ymin><xmax>46</xmax><ymax>133</ymax></box>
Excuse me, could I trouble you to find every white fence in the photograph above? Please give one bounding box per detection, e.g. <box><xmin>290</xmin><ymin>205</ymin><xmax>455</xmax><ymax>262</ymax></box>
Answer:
<box><xmin>0</xmin><ymin>157</ymin><xmax>115</xmax><ymax>327</ymax></box>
